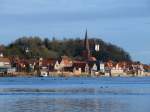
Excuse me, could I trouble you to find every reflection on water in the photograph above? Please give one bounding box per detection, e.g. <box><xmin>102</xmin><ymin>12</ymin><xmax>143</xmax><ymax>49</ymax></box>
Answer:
<box><xmin>0</xmin><ymin>77</ymin><xmax>150</xmax><ymax>112</ymax></box>
<box><xmin>1</xmin><ymin>95</ymin><xmax>150</xmax><ymax>112</ymax></box>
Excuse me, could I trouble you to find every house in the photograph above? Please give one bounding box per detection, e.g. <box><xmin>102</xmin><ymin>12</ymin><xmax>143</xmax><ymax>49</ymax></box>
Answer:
<box><xmin>73</xmin><ymin>61</ymin><xmax>87</xmax><ymax>72</ymax></box>
<box><xmin>88</xmin><ymin>61</ymin><xmax>99</xmax><ymax>76</ymax></box>
<box><xmin>137</xmin><ymin>64</ymin><xmax>144</xmax><ymax>76</ymax></box>
<box><xmin>100</xmin><ymin>62</ymin><xmax>105</xmax><ymax>73</ymax></box>
<box><xmin>106</xmin><ymin>60</ymin><xmax>113</xmax><ymax>68</ymax></box>
<box><xmin>73</xmin><ymin>67</ymin><xmax>82</xmax><ymax>76</ymax></box>
<box><xmin>131</xmin><ymin>62</ymin><xmax>144</xmax><ymax>76</ymax></box>
<box><xmin>72</xmin><ymin>61</ymin><xmax>87</xmax><ymax>75</ymax></box>
<box><xmin>28</xmin><ymin>59</ymin><xmax>36</xmax><ymax>72</ymax></box>
<box><xmin>54</xmin><ymin>61</ymin><xmax>61</xmax><ymax>71</ymax></box>
<box><xmin>40</xmin><ymin>58</ymin><xmax>57</xmax><ymax>71</ymax></box>
<box><xmin>54</xmin><ymin>56</ymin><xmax>73</xmax><ymax>72</ymax></box>
<box><xmin>0</xmin><ymin>57</ymin><xmax>11</xmax><ymax>74</ymax></box>
<box><xmin>85</xmin><ymin>64</ymin><xmax>90</xmax><ymax>74</ymax></box>
<box><xmin>91</xmin><ymin>63</ymin><xmax>98</xmax><ymax>76</ymax></box>
<box><xmin>37</xmin><ymin>58</ymin><xmax>57</xmax><ymax>76</ymax></box>
<box><xmin>15</xmin><ymin>59</ymin><xmax>30</xmax><ymax>72</ymax></box>
<box><xmin>60</xmin><ymin>56</ymin><xmax>73</xmax><ymax>68</ymax></box>
<box><xmin>54</xmin><ymin>56</ymin><xmax>73</xmax><ymax>73</ymax></box>
<box><xmin>91</xmin><ymin>64</ymin><xmax>98</xmax><ymax>71</ymax></box>
<box><xmin>144</xmin><ymin>65</ymin><xmax>150</xmax><ymax>76</ymax></box>
<box><xmin>111</xmin><ymin>63</ymin><xmax>124</xmax><ymax>76</ymax></box>
<box><xmin>105</xmin><ymin>61</ymin><xmax>125</xmax><ymax>77</ymax></box>
<box><xmin>144</xmin><ymin>64</ymin><xmax>150</xmax><ymax>72</ymax></box>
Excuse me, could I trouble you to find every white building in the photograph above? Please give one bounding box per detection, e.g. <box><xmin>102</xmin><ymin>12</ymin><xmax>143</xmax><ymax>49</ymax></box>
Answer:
<box><xmin>111</xmin><ymin>64</ymin><xmax>124</xmax><ymax>76</ymax></box>
<box><xmin>100</xmin><ymin>63</ymin><xmax>105</xmax><ymax>73</ymax></box>
<box><xmin>0</xmin><ymin>57</ymin><xmax>11</xmax><ymax>73</ymax></box>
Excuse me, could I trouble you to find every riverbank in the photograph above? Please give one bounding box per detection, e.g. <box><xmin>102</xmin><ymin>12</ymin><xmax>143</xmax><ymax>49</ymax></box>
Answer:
<box><xmin>0</xmin><ymin>71</ymin><xmax>150</xmax><ymax>77</ymax></box>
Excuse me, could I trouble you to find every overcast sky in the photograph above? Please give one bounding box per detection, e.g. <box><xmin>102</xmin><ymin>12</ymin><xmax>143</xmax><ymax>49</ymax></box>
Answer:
<box><xmin>0</xmin><ymin>0</ymin><xmax>150</xmax><ymax>63</ymax></box>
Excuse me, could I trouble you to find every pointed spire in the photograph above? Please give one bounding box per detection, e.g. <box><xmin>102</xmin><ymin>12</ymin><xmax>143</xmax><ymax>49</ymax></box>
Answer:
<box><xmin>83</xmin><ymin>29</ymin><xmax>90</xmax><ymax>59</ymax></box>
<box><xmin>84</xmin><ymin>29</ymin><xmax>89</xmax><ymax>51</ymax></box>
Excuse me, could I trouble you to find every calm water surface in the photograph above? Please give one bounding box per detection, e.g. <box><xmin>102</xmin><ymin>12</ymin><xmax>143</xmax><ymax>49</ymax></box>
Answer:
<box><xmin>0</xmin><ymin>77</ymin><xmax>150</xmax><ymax>112</ymax></box>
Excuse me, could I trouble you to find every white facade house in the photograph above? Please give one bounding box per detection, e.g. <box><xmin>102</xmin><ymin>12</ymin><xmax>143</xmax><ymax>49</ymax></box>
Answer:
<box><xmin>91</xmin><ymin>64</ymin><xmax>98</xmax><ymax>76</ymax></box>
<box><xmin>0</xmin><ymin>58</ymin><xmax>11</xmax><ymax>68</ymax></box>
<box><xmin>85</xmin><ymin>64</ymin><xmax>89</xmax><ymax>73</ymax></box>
<box><xmin>0</xmin><ymin>57</ymin><xmax>11</xmax><ymax>73</ymax></box>
<box><xmin>100</xmin><ymin>63</ymin><xmax>105</xmax><ymax>73</ymax></box>
<box><xmin>92</xmin><ymin>64</ymin><xmax>97</xmax><ymax>71</ymax></box>
<box><xmin>54</xmin><ymin>61</ymin><xmax>61</xmax><ymax>71</ymax></box>
<box><xmin>137</xmin><ymin>64</ymin><xmax>144</xmax><ymax>76</ymax></box>
<box><xmin>111</xmin><ymin>64</ymin><xmax>124</xmax><ymax>76</ymax></box>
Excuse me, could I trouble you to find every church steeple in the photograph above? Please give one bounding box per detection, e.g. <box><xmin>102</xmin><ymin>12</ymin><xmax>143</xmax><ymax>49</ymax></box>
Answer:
<box><xmin>84</xmin><ymin>29</ymin><xmax>90</xmax><ymax>51</ymax></box>
<box><xmin>83</xmin><ymin>29</ymin><xmax>90</xmax><ymax>59</ymax></box>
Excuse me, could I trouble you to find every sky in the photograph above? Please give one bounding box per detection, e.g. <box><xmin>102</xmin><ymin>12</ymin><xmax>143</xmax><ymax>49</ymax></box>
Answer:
<box><xmin>0</xmin><ymin>0</ymin><xmax>150</xmax><ymax>64</ymax></box>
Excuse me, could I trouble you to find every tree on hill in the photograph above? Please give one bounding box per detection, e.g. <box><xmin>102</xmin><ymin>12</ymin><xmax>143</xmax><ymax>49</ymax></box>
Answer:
<box><xmin>4</xmin><ymin>36</ymin><xmax>131</xmax><ymax>62</ymax></box>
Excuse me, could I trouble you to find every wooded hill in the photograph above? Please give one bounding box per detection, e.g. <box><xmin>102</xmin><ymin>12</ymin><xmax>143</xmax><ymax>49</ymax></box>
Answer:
<box><xmin>3</xmin><ymin>37</ymin><xmax>131</xmax><ymax>62</ymax></box>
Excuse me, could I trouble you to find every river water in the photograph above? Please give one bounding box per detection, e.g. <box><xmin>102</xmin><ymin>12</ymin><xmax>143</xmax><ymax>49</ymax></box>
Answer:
<box><xmin>0</xmin><ymin>77</ymin><xmax>150</xmax><ymax>112</ymax></box>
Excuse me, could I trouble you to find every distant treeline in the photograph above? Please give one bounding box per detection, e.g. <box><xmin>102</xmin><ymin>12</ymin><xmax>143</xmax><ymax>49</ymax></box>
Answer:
<box><xmin>3</xmin><ymin>37</ymin><xmax>131</xmax><ymax>62</ymax></box>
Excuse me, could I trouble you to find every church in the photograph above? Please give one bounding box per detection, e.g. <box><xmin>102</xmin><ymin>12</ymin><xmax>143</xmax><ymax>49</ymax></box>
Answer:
<box><xmin>82</xmin><ymin>30</ymin><xmax>98</xmax><ymax>62</ymax></box>
<box><xmin>81</xmin><ymin>30</ymin><xmax>105</xmax><ymax>75</ymax></box>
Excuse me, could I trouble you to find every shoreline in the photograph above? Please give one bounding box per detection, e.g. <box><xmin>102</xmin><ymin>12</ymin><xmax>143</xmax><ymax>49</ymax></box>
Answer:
<box><xmin>0</xmin><ymin>72</ymin><xmax>150</xmax><ymax>78</ymax></box>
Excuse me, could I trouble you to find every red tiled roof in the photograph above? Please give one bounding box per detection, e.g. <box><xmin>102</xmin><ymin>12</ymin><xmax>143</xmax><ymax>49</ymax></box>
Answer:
<box><xmin>40</xmin><ymin>59</ymin><xmax>57</xmax><ymax>66</ymax></box>
<box><xmin>73</xmin><ymin>61</ymin><xmax>87</xmax><ymax>69</ymax></box>
<box><xmin>0</xmin><ymin>57</ymin><xmax>10</xmax><ymax>63</ymax></box>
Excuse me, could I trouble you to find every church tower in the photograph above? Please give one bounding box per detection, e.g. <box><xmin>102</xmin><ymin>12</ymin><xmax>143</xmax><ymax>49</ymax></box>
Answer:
<box><xmin>82</xmin><ymin>30</ymin><xmax>91</xmax><ymax>60</ymax></box>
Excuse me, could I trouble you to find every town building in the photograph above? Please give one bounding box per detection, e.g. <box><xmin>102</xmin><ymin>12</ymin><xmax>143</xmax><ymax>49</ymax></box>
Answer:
<box><xmin>0</xmin><ymin>57</ymin><xmax>11</xmax><ymax>74</ymax></box>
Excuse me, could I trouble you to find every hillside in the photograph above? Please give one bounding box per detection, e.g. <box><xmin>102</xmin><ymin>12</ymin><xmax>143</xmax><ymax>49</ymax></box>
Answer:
<box><xmin>4</xmin><ymin>37</ymin><xmax>131</xmax><ymax>62</ymax></box>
